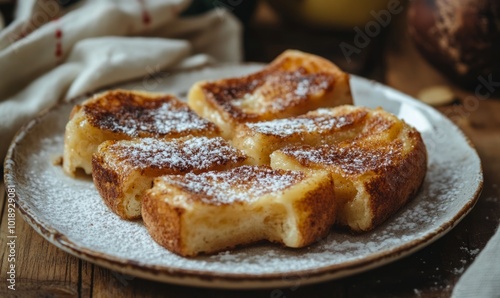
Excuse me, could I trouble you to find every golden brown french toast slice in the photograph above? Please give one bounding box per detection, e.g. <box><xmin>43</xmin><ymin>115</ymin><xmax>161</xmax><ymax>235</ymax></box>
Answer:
<box><xmin>63</xmin><ymin>89</ymin><xmax>219</xmax><ymax>176</ymax></box>
<box><xmin>270</xmin><ymin>110</ymin><xmax>427</xmax><ymax>232</ymax></box>
<box><xmin>92</xmin><ymin>137</ymin><xmax>248</xmax><ymax>220</ymax></box>
<box><xmin>234</xmin><ymin>105</ymin><xmax>370</xmax><ymax>165</ymax></box>
<box><xmin>188</xmin><ymin>50</ymin><xmax>352</xmax><ymax>139</ymax></box>
<box><xmin>142</xmin><ymin>166</ymin><xmax>335</xmax><ymax>257</ymax></box>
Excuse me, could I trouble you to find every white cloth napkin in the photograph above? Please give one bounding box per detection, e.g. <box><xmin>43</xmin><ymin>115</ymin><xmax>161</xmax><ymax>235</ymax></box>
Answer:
<box><xmin>0</xmin><ymin>0</ymin><xmax>242</xmax><ymax>160</ymax></box>
<box><xmin>452</xmin><ymin>225</ymin><xmax>500</xmax><ymax>298</ymax></box>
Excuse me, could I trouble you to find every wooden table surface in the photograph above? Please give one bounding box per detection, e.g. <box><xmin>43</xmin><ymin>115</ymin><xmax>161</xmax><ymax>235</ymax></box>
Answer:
<box><xmin>1</xmin><ymin>3</ymin><xmax>499</xmax><ymax>298</ymax></box>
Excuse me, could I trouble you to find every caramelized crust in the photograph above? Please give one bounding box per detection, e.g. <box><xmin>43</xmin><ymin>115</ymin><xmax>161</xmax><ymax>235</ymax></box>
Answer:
<box><xmin>92</xmin><ymin>137</ymin><xmax>247</xmax><ymax>219</ymax></box>
<box><xmin>143</xmin><ymin>166</ymin><xmax>336</xmax><ymax>256</ymax></box>
<box><xmin>200</xmin><ymin>68</ymin><xmax>335</xmax><ymax>121</ymax></box>
<box><xmin>279</xmin><ymin>142</ymin><xmax>403</xmax><ymax>175</ymax></box>
<box><xmin>63</xmin><ymin>90</ymin><xmax>219</xmax><ymax>175</ymax></box>
<box><xmin>188</xmin><ymin>50</ymin><xmax>352</xmax><ymax>139</ymax></box>
<box><xmin>83</xmin><ymin>90</ymin><xmax>218</xmax><ymax>138</ymax></box>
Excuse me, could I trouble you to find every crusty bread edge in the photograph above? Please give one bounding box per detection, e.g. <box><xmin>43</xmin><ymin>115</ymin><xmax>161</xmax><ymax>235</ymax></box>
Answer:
<box><xmin>92</xmin><ymin>148</ymin><xmax>138</xmax><ymax>220</ymax></box>
<box><xmin>365</xmin><ymin>128</ymin><xmax>428</xmax><ymax>230</ymax></box>
<box><xmin>142</xmin><ymin>185</ymin><xmax>186</xmax><ymax>255</ymax></box>
<box><xmin>142</xmin><ymin>169</ymin><xmax>337</xmax><ymax>257</ymax></box>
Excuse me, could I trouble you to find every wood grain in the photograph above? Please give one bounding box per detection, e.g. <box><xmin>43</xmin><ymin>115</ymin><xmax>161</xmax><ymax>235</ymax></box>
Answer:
<box><xmin>0</xmin><ymin>182</ymin><xmax>81</xmax><ymax>297</ymax></box>
<box><xmin>80</xmin><ymin>259</ymin><xmax>93</xmax><ymax>297</ymax></box>
<box><xmin>91</xmin><ymin>265</ymin><xmax>303</xmax><ymax>298</ymax></box>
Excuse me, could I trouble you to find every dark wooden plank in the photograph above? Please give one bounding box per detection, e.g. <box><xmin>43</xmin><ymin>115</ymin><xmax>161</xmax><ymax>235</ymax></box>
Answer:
<box><xmin>91</xmin><ymin>264</ymin><xmax>346</xmax><ymax>298</ymax></box>
<box><xmin>0</xmin><ymin>182</ymin><xmax>81</xmax><ymax>297</ymax></box>
<box><xmin>91</xmin><ymin>264</ymin><xmax>257</xmax><ymax>298</ymax></box>
<box><xmin>80</xmin><ymin>260</ymin><xmax>93</xmax><ymax>298</ymax></box>
<box><xmin>453</xmin><ymin>121</ymin><xmax>500</xmax><ymax>254</ymax></box>
<box><xmin>0</xmin><ymin>182</ymin><xmax>5</xmax><ymax>220</ymax></box>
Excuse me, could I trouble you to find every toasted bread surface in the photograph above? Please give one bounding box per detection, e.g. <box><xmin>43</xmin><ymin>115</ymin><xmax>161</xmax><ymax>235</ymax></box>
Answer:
<box><xmin>92</xmin><ymin>137</ymin><xmax>248</xmax><ymax>219</ymax></box>
<box><xmin>234</xmin><ymin>105</ymin><xmax>370</xmax><ymax>164</ymax></box>
<box><xmin>188</xmin><ymin>50</ymin><xmax>352</xmax><ymax>139</ymax></box>
<box><xmin>63</xmin><ymin>90</ymin><xmax>218</xmax><ymax>175</ymax></box>
<box><xmin>142</xmin><ymin>166</ymin><xmax>336</xmax><ymax>256</ymax></box>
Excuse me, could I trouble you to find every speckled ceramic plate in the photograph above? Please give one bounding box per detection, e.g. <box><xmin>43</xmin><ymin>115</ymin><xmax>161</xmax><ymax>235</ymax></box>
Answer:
<box><xmin>4</xmin><ymin>64</ymin><xmax>483</xmax><ymax>289</ymax></box>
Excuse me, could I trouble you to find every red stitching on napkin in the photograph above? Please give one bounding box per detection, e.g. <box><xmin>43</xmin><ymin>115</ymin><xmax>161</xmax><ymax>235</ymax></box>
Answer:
<box><xmin>137</xmin><ymin>0</ymin><xmax>152</xmax><ymax>26</ymax></box>
<box><xmin>54</xmin><ymin>19</ymin><xmax>63</xmax><ymax>60</ymax></box>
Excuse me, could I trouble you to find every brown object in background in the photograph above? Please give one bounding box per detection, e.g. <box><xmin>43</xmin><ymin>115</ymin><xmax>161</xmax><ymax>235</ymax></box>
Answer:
<box><xmin>407</xmin><ymin>0</ymin><xmax>500</xmax><ymax>91</ymax></box>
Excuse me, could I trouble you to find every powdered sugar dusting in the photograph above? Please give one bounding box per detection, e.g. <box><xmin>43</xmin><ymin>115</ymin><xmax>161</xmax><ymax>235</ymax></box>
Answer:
<box><xmin>85</xmin><ymin>93</ymin><xmax>216</xmax><ymax>137</ymax></box>
<box><xmin>112</xmin><ymin>103</ymin><xmax>213</xmax><ymax>136</ymax></box>
<box><xmin>252</xmin><ymin>70</ymin><xmax>333</xmax><ymax>113</ymax></box>
<box><xmin>245</xmin><ymin>107</ymin><xmax>365</xmax><ymax>136</ymax></box>
<box><xmin>105</xmin><ymin>137</ymin><xmax>245</xmax><ymax>171</ymax></box>
<box><xmin>280</xmin><ymin>142</ymin><xmax>402</xmax><ymax>175</ymax></box>
<box><xmin>203</xmin><ymin>65</ymin><xmax>335</xmax><ymax>117</ymax></box>
<box><xmin>161</xmin><ymin>166</ymin><xmax>304</xmax><ymax>205</ymax></box>
<box><xmin>120</xmin><ymin>102</ymin><xmax>212</xmax><ymax>136</ymax></box>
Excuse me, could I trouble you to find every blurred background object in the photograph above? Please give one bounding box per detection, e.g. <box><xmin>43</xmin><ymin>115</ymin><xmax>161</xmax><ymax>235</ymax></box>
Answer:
<box><xmin>0</xmin><ymin>0</ymin><xmax>14</xmax><ymax>26</ymax></box>
<box><xmin>183</xmin><ymin>0</ymin><xmax>258</xmax><ymax>25</ymax></box>
<box><xmin>244</xmin><ymin>0</ymin><xmax>396</xmax><ymax>78</ymax></box>
<box><xmin>408</xmin><ymin>0</ymin><xmax>500</xmax><ymax>91</ymax></box>
<box><xmin>0</xmin><ymin>9</ymin><xmax>4</xmax><ymax>30</ymax></box>
<box><xmin>57</xmin><ymin>0</ymin><xmax>81</xmax><ymax>8</ymax></box>
<box><xmin>266</xmin><ymin>0</ymin><xmax>393</xmax><ymax>29</ymax></box>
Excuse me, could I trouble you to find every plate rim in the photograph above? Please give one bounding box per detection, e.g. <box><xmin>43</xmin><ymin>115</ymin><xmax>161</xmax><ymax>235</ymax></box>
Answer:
<box><xmin>3</xmin><ymin>65</ymin><xmax>484</xmax><ymax>288</ymax></box>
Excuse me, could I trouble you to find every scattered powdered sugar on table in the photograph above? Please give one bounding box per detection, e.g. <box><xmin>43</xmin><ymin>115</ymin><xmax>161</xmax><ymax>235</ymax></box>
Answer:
<box><xmin>459</xmin><ymin>246</ymin><xmax>480</xmax><ymax>257</ymax></box>
<box><xmin>8</xmin><ymin>76</ymin><xmax>482</xmax><ymax>277</ymax></box>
